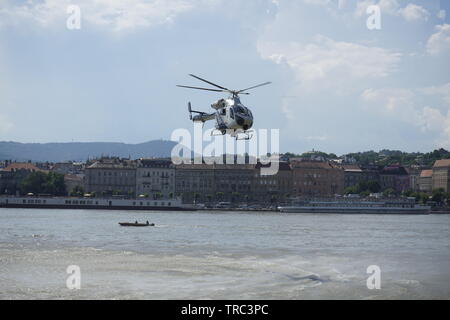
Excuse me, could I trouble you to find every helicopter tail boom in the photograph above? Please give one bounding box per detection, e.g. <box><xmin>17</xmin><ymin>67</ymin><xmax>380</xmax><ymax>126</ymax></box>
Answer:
<box><xmin>188</xmin><ymin>102</ymin><xmax>215</xmax><ymax>122</ymax></box>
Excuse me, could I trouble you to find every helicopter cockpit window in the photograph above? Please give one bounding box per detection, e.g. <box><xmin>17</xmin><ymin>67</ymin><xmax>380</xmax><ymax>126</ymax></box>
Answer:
<box><xmin>230</xmin><ymin>108</ymin><xmax>235</xmax><ymax>119</ymax></box>
<box><xmin>235</xmin><ymin>106</ymin><xmax>247</xmax><ymax>115</ymax></box>
<box><xmin>221</xmin><ymin>108</ymin><xmax>226</xmax><ymax>115</ymax></box>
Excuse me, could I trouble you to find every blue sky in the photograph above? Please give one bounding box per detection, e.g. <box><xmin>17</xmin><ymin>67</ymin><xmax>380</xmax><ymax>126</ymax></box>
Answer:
<box><xmin>0</xmin><ymin>0</ymin><xmax>449</xmax><ymax>154</ymax></box>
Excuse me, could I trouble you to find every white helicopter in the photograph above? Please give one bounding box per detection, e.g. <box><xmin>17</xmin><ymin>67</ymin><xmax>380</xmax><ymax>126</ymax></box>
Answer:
<box><xmin>177</xmin><ymin>74</ymin><xmax>271</xmax><ymax>140</ymax></box>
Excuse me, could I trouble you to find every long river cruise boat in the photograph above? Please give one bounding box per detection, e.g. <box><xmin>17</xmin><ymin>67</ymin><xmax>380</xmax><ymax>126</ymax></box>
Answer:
<box><xmin>0</xmin><ymin>196</ymin><xmax>193</xmax><ymax>211</ymax></box>
<box><xmin>278</xmin><ymin>198</ymin><xmax>431</xmax><ymax>215</ymax></box>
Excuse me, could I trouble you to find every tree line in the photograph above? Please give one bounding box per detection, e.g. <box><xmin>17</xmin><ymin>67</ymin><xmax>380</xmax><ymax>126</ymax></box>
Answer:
<box><xmin>284</xmin><ymin>148</ymin><xmax>450</xmax><ymax>167</ymax></box>
<box><xmin>19</xmin><ymin>171</ymin><xmax>66</xmax><ymax>196</ymax></box>
<box><xmin>344</xmin><ymin>180</ymin><xmax>450</xmax><ymax>206</ymax></box>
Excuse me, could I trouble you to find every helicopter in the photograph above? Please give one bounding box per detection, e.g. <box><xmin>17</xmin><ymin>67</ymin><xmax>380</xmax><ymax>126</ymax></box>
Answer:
<box><xmin>177</xmin><ymin>74</ymin><xmax>271</xmax><ymax>140</ymax></box>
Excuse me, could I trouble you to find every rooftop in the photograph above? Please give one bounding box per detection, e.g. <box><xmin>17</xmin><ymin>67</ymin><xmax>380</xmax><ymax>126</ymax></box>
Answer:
<box><xmin>380</xmin><ymin>165</ymin><xmax>408</xmax><ymax>175</ymax></box>
<box><xmin>342</xmin><ymin>164</ymin><xmax>362</xmax><ymax>172</ymax></box>
<box><xmin>138</xmin><ymin>158</ymin><xmax>173</xmax><ymax>168</ymax></box>
<box><xmin>255</xmin><ymin>161</ymin><xmax>291</xmax><ymax>171</ymax></box>
<box><xmin>3</xmin><ymin>162</ymin><xmax>46</xmax><ymax>172</ymax></box>
<box><xmin>88</xmin><ymin>159</ymin><xmax>136</xmax><ymax>169</ymax></box>
<box><xmin>290</xmin><ymin>160</ymin><xmax>340</xmax><ymax>170</ymax></box>
<box><xmin>64</xmin><ymin>174</ymin><xmax>84</xmax><ymax>181</ymax></box>
<box><xmin>420</xmin><ymin>169</ymin><xmax>433</xmax><ymax>178</ymax></box>
<box><xmin>176</xmin><ymin>163</ymin><xmax>255</xmax><ymax>170</ymax></box>
<box><xmin>433</xmin><ymin>159</ymin><xmax>450</xmax><ymax>168</ymax></box>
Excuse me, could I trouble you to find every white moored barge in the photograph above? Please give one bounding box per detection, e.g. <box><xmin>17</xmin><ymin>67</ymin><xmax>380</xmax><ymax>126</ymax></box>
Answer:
<box><xmin>0</xmin><ymin>196</ymin><xmax>192</xmax><ymax>211</ymax></box>
<box><xmin>278</xmin><ymin>199</ymin><xmax>430</xmax><ymax>215</ymax></box>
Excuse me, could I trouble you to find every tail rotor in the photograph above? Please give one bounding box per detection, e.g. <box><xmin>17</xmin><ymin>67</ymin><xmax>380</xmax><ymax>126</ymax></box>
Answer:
<box><xmin>188</xmin><ymin>102</ymin><xmax>193</xmax><ymax>120</ymax></box>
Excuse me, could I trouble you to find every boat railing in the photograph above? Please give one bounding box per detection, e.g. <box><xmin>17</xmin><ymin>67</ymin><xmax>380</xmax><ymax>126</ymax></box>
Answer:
<box><xmin>290</xmin><ymin>198</ymin><xmax>417</xmax><ymax>208</ymax></box>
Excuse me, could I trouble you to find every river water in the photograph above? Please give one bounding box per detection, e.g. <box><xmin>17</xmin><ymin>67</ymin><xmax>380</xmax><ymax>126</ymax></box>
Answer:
<box><xmin>0</xmin><ymin>208</ymin><xmax>449</xmax><ymax>299</ymax></box>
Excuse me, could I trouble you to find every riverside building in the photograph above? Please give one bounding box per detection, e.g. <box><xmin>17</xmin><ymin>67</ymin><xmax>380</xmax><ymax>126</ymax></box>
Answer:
<box><xmin>290</xmin><ymin>159</ymin><xmax>344</xmax><ymax>197</ymax></box>
<box><xmin>84</xmin><ymin>157</ymin><xmax>137</xmax><ymax>197</ymax></box>
<box><xmin>432</xmin><ymin>159</ymin><xmax>450</xmax><ymax>192</ymax></box>
<box><xmin>136</xmin><ymin>158</ymin><xmax>175</xmax><ymax>199</ymax></box>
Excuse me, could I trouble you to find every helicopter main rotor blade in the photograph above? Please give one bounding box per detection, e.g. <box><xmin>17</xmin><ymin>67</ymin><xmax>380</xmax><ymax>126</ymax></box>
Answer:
<box><xmin>188</xmin><ymin>74</ymin><xmax>230</xmax><ymax>91</ymax></box>
<box><xmin>237</xmin><ymin>81</ymin><xmax>271</xmax><ymax>93</ymax></box>
<box><xmin>177</xmin><ymin>85</ymin><xmax>225</xmax><ymax>92</ymax></box>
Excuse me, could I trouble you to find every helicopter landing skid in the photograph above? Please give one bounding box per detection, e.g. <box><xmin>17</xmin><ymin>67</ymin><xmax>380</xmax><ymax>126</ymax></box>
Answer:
<box><xmin>234</xmin><ymin>131</ymin><xmax>253</xmax><ymax>140</ymax></box>
<box><xmin>210</xmin><ymin>129</ymin><xmax>253</xmax><ymax>140</ymax></box>
<box><xmin>211</xmin><ymin>129</ymin><xmax>227</xmax><ymax>136</ymax></box>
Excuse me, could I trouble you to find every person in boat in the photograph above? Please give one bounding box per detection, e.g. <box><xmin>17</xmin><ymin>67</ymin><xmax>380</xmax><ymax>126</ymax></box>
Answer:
<box><xmin>135</xmin><ymin>220</ymin><xmax>138</xmax><ymax>224</ymax></box>
<box><xmin>146</xmin><ymin>220</ymin><xmax>149</xmax><ymax>225</ymax></box>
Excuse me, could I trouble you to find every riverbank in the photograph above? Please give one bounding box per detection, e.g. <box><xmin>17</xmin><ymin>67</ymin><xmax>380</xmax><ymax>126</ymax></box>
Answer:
<box><xmin>2</xmin><ymin>195</ymin><xmax>449</xmax><ymax>214</ymax></box>
<box><xmin>431</xmin><ymin>207</ymin><xmax>450</xmax><ymax>214</ymax></box>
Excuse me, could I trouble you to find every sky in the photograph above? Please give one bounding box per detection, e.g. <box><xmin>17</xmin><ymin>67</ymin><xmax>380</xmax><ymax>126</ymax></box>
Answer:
<box><xmin>0</xmin><ymin>0</ymin><xmax>449</xmax><ymax>155</ymax></box>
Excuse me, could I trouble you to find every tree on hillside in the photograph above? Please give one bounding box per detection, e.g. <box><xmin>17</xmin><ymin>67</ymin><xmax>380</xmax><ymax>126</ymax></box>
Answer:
<box><xmin>342</xmin><ymin>148</ymin><xmax>450</xmax><ymax>166</ymax></box>
<box><xmin>300</xmin><ymin>151</ymin><xmax>337</xmax><ymax>160</ymax></box>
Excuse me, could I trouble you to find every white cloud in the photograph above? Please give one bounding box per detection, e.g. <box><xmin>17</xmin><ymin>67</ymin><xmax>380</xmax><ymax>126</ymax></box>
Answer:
<box><xmin>0</xmin><ymin>0</ymin><xmax>67</xmax><ymax>28</ymax></box>
<box><xmin>419</xmin><ymin>107</ymin><xmax>450</xmax><ymax>148</ymax></box>
<box><xmin>258</xmin><ymin>35</ymin><xmax>402</xmax><ymax>91</ymax></box>
<box><xmin>0</xmin><ymin>0</ymin><xmax>215</xmax><ymax>32</ymax></box>
<box><xmin>0</xmin><ymin>114</ymin><xmax>13</xmax><ymax>135</ymax></box>
<box><xmin>378</xmin><ymin>0</ymin><xmax>400</xmax><ymax>15</ymax></box>
<box><xmin>398</xmin><ymin>3</ymin><xmax>429</xmax><ymax>22</ymax></box>
<box><xmin>354</xmin><ymin>0</ymin><xmax>376</xmax><ymax>17</ymax></box>
<box><xmin>426</xmin><ymin>24</ymin><xmax>450</xmax><ymax>56</ymax></box>
<box><xmin>419</xmin><ymin>106</ymin><xmax>446</xmax><ymax>132</ymax></box>
<box><xmin>437</xmin><ymin>9</ymin><xmax>446</xmax><ymax>20</ymax></box>
<box><xmin>257</xmin><ymin>30</ymin><xmax>404</xmax><ymax>149</ymax></box>
<box><xmin>421</xmin><ymin>83</ymin><xmax>450</xmax><ymax>105</ymax></box>
<box><xmin>354</xmin><ymin>0</ymin><xmax>430</xmax><ymax>23</ymax></box>
<box><xmin>361</xmin><ymin>88</ymin><xmax>414</xmax><ymax>112</ymax></box>
<box><xmin>86</xmin><ymin>0</ymin><xmax>201</xmax><ymax>32</ymax></box>
<box><xmin>354</xmin><ymin>0</ymin><xmax>399</xmax><ymax>18</ymax></box>
<box><xmin>360</xmin><ymin>87</ymin><xmax>450</xmax><ymax>148</ymax></box>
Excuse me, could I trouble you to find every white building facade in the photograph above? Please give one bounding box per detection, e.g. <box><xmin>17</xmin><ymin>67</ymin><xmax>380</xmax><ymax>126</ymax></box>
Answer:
<box><xmin>136</xmin><ymin>159</ymin><xmax>175</xmax><ymax>199</ymax></box>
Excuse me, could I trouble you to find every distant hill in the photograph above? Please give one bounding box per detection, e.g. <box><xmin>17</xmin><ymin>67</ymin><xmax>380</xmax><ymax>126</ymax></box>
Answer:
<box><xmin>0</xmin><ymin>140</ymin><xmax>177</xmax><ymax>162</ymax></box>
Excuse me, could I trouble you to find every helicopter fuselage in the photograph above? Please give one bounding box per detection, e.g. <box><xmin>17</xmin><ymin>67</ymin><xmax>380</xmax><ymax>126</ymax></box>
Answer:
<box><xmin>212</xmin><ymin>96</ymin><xmax>253</xmax><ymax>131</ymax></box>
